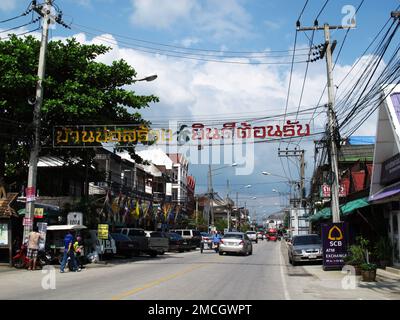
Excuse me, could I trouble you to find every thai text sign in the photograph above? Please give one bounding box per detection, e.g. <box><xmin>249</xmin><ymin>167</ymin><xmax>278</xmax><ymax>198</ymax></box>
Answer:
<box><xmin>322</xmin><ymin>223</ymin><xmax>348</xmax><ymax>269</ymax></box>
<box><xmin>98</xmin><ymin>224</ymin><xmax>109</xmax><ymax>240</ymax></box>
<box><xmin>67</xmin><ymin>212</ymin><xmax>83</xmax><ymax>226</ymax></box>
<box><xmin>25</xmin><ymin>187</ymin><xmax>36</xmax><ymax>202</ymax></box>
<box><xmin>381</xmin><ymin>153</ymin><xmax>400</xmax><ymax>186</ymax></box>
<box><xmin>53</xmin><ymin>120</ymin><xmax>311</xmax><ymax>147</ymax></box>
<box><xmin>321</xmin><ymin>184</ymin><xmax>348</xmax><ymax>198</ymax></box>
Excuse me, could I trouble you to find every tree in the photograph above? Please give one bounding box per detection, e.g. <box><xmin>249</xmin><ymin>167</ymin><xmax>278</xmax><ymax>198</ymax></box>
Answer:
<box><xmin>0</xmin><ymin>35</ymin><xmax>158</xmax><ymax>189</ymax></box>
<box><xmin>214</xmin><ymin>218</ymin><xmax>227</xmax><ymax>232</ymax></box>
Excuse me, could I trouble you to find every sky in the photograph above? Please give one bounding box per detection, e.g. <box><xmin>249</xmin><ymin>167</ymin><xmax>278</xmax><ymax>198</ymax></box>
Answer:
<box><xmin>1</xmin><ymin>0</ymin><xmax>400</xmax><ymax>221</ymax></box>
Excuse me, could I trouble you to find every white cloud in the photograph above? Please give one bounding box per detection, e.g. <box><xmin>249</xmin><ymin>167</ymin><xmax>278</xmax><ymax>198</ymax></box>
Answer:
<box><xmin>0</xmin><ymin>0</ymin><xmax>16</xmax><ymax>11</ymax></box>
<box><xmin>130</xmin><ymin>0</ymin><xmax>196</xmax><ymax>29</ymax></box>
<box><xmin>130</xmin><ymin>0</ymin><xmax>252</xmax><ymax>40</ymax></box>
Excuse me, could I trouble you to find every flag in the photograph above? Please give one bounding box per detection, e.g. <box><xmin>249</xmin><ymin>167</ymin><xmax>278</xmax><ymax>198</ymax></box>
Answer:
<box><xmin>135</xmin><ymin>200</ymin><xmax>140</xmax><ymax>218</ymax></box>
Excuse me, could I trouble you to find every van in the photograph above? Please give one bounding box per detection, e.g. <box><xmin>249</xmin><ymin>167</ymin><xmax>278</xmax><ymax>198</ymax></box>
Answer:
<box><xmin>170</xmin><ymin>229</ymin><xmax>202</xmax><ymax>249</ymax></box>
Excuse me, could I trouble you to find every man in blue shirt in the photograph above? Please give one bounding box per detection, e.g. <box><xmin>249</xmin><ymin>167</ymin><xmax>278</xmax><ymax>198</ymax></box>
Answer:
<box><xmin>60</xmin><ymin>230</ymin><xmax>79</xmax><ymax>273</ymax></box>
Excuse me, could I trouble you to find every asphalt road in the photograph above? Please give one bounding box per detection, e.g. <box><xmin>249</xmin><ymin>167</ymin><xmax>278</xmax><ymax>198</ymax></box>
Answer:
<box><xmin>0</xmin><ymin>240</ymin><xmax>291</xmax><ymax>300</ymax></box>
<box><xmin>1</xmin><ymin>240</ymin><xmax>397</xmax><ymax>300</ymax></box>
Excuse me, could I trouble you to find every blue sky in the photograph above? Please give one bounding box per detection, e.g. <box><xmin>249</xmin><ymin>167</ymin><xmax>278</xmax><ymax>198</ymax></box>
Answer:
<box><xmin>1</xmin><ymin>0</ymin><xmax>399</xmax><ymax>220</ymax></box>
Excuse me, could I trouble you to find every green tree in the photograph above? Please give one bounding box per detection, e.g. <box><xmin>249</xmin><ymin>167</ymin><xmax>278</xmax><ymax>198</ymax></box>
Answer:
<box><xmin>215</xmin><ymin>218</ymin><xmax>227</xmax><ymax>232</ymax></box>
<box><xmin>0</xmin><ymin>35</ymin><xmax>158</xmax><ymax>188</ymax></box>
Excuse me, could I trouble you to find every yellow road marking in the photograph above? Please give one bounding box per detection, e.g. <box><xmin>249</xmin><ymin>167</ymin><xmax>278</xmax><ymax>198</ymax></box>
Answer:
<box><xmin>111</xmin><ymin>264</ymin><xmax>205</xmax><ymax>300</ymax></box>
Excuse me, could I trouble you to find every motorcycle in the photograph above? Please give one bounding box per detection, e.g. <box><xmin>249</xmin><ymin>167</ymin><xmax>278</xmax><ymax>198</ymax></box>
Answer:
<box><xmin>12</xmin><ymin>244</ymin><xmax>52</xmax><ymax>269</ymax></box>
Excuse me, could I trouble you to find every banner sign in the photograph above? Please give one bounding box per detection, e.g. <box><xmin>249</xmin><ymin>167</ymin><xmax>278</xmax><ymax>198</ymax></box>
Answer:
<box><xmin>321</xmin><ymin>184</ymin><xmax>348</xmax><ymax>198</ymax></box>
<box><xmin>98</xmin><ymin>224</ymin><xmax>109</xmax><ymax>240</ymax></box>
<box><xmin>67</xmin><ymin>212</ymin><xmax>83</xmax><ymax>225</ymax></box>
<box><xmin>25</xmin><ymin>187</ymin><xmax>36</xmax><ymax>202</ymax></box>
<box><xmin>23</xmin><ymin>217</ymin><xmax>33</xmax><ymax>226</ymax></box>
<box><xmin>53</xmin><ymin>120</ymin><xmax>312</xmax><ymax>148</ymax></box>
<box><xmin>34</xmin><ymin>208</ymin><xmax>44</xmax><ymax>218</ymax></box>
<box><xmin>37</xmin><ymin>222</ymin><xmax>47</xmax><ymax>251</ymax></box>
<box><xmin>322</xmin><ymin>223</ymin><xmax>348</xmax><ymax>269</ymax></box>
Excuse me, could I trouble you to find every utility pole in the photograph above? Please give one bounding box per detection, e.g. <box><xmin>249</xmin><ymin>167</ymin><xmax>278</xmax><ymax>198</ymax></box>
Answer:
<box><xmin>24</xmin><ymin>1</ymin><xmax>52</xmax><ymax>240</ymax></box>
<box><xmin>226</xmin><ymin>179</ymin><xmax>230</xmax><ymax>231</ymax></box>
<box><xmin>208</xmin><ymin>164</ymin><xmax>214</xmax><ymax>230</ymax></box>
<box><xmin>278</xmin><ymin>148</ymin><xmax>305</xmax><ymax>202</ymax></box>
<box><xmin>298</xmin><ymin>22</ymin><xmax>355</xmax><ymax>223</ymax></box>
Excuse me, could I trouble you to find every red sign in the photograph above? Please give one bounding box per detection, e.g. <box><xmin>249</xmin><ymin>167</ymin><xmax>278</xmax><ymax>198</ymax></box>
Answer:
<box><xmin>321</xmin><ymin>184</ymin><xmax>348</xmax><ymax>198</ymax></box>
<box><xmin>25</xmin><ymin>187</ymin><xmax>36</xmax><ymax>202</ymax></box>
<box><xmin>23</xmin><ymin>218</ymin><xmax>33</xmax><ymax>226</ymax></box>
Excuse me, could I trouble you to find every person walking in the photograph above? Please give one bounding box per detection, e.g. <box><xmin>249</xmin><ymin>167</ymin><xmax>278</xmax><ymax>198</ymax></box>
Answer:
<box><xmin>27</xmin><ymin>225</ymin><xmax>44</xmax><ymax>271</ymax></box>
<box><xmin>60</xmin><ymin>230</ymin><xmax>80</xmax><ymax>273</ymax></box>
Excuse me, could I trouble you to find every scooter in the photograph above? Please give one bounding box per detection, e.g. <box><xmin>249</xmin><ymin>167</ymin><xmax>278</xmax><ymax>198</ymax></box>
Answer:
<box><xmin>12</xmin><ymin>244</ymin><xmax>52</xmax><ymax>269</ymax></box>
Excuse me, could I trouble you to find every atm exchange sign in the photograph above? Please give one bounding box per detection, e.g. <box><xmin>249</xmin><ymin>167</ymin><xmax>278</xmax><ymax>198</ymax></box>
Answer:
<box><xmin>322</xmin><ymin>223</ymin><xmax>348</xmax><ymax>269</ymax></box>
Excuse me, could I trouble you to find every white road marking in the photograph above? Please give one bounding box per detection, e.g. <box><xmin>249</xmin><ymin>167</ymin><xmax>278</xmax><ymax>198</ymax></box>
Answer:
<box><xmin>279</xmin><ymin>244</ymin><xmax>291</xmax><ymax>300</ymax></box>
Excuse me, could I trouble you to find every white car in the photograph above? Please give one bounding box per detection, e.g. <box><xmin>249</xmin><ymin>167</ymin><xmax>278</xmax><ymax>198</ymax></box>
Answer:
<box><xmin>246</xmin><ymin>231</ymin><xmax>258</xmax><ymax>243</ymax></box>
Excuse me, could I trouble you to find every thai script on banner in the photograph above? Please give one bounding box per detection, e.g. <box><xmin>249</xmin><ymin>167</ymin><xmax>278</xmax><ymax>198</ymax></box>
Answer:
<box><xmin>53</xmin><ymin>120</ymin><xmax>311</xmax><ymax>147</ymax></box>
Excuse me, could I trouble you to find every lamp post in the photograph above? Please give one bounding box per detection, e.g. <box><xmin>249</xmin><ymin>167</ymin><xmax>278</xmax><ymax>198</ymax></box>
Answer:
<box><xmin>208</xmin><ymin>163</ymin><xmax>237</xmax><ymax>232</ymax></box>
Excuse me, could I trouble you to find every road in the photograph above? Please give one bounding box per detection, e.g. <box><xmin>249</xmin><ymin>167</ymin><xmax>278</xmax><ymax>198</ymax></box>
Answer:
<box><xmin>0</xmin><ymin>241</ymin><xmax>398</xmax><ymax>300</ymax></box>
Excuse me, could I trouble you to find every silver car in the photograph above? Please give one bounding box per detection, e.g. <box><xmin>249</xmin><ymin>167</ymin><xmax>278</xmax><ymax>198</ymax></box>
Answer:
<box><xmin>219</xmin><ymin>232</ymin><xmax>253</xmax><ymax>256</ymax></box>
<box><xmin>246</xmin><ymin>231</ymin><xmax>258</xmax><ymax>243</ymax></box>
<box><xmin>288</xmin><ymin>234</ymin><xmax>322</xmax><ymax>266</ymax></box>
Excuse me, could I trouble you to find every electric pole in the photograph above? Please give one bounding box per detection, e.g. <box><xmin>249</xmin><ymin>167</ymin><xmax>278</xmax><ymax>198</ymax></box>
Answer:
<box><xmin>208</xmin><ymin>164</ymin><xmax>214</xmax><ymax>230</ymax></box>
<box><xmin>298</xmin><ymin>22</ymin><xmax>355</xmax><ymax>223</ymax></box>
<box><xmin>226</xmin><ymin>179</ymin><xmax>230</xmax><ymax>231</ymax></box>
<box><xmin>24</xmin><ymin>1</ymin><xmax>70</xmax><ymax>239</ymax></box>
<box><xmin>24</xmin><ymin>1</ymin><xmax>52</xmax><ymax>239</ymax></box>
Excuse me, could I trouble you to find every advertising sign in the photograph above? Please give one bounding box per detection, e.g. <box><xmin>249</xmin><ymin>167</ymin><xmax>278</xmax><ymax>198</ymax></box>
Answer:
<box><xmin>321</xmin><ymin>184</ymin><xmax>348</xmax><ymax>198</ymax></box>
<box><xmin>67</xmin><ymin>212</ymin><xmax>83</xmax><ymax>225</ymax></box>
<box><xmin>0</xmin><ymin>223</ymin><xmax>8</xmax><ymax>246</ymax></box>
<box><xmin>322</xmin><ymin>223</ymin><xmax>348</xmax><ymax>270</ymax></box>
<box><xmin>25</xmin><ymin>187</ymin><xmax>36</xmax><ymax>202</ymax></box>
<box><xmin>37</xmin><ymin>222</ymin><xmax>47</xmax><ymax>251</ymax></box>
<box><xmin>34</xmin><ymin>208</ymin><xmax>44</xmax><ymax>219</ymax></box>
<box><xmin>23</xmin><ymin>217</ymin><xmax>33</xmax><ymax>226</ymax></box>
<box><xmin>98</xmin><ymin>224</ymin><xmax>109</xmax><ymax>240</ymax></box>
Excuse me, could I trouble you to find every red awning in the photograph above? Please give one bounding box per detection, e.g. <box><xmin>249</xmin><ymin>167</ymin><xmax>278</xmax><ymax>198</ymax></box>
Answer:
<box><xmin>352</xmin><ymin>171</ymin><xmax>366</xmax><ymax>192</ymax></box>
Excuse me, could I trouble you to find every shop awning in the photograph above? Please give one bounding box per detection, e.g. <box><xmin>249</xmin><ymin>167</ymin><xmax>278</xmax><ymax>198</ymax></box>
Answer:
<box><xmin>369</xmin><ymin>181</ymin><xmax>400</xmax><ymax>202</ymax></box>
<box><xmin>310</xmin><ymin>197</ymin><xmax>370</xmax><ymax>222</ymax></box>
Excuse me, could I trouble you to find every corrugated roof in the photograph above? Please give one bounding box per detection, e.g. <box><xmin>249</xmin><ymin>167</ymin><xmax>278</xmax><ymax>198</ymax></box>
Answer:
<box><xmin>339</xmin><ymin>145</ymin><xmax>374</xmax><ymax>162</ymax></box>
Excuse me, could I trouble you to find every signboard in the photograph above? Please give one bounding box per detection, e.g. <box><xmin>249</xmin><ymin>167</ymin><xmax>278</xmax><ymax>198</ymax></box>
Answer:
<box><xmin>381</xmin><ymin>153</ymin><xmax>400</xmax><ymax>186</ymax></box>
<box><xmin>322</xmin><ymin>223</ymin><xmax>348</xmax><ymax>269</ymax></box>
<box><xmin>98</xmin><ymin>224</ymin><xmax>109</xmax><ymax>240</ymax></box>
<box><xmin>23</xmin><ymin>217</ymin><xmax>33</xmax><ymax>226</ymax></box>
<box><xmin>0</xmin><ymin>223</ymin><xmax>8</xmax><ymax>246</ymax></box>
<box><xmin>67</xmin><ymin>212</ymin><xmax>83</xmax><ymax>225</ymax></box>
<box><xmin>321</xmin><ymin>184</ymin><xmax>348</xmax><ymax>198</ymax></box>
<box><xmin>37</xmin><ymin>222</ymin><xmax>47</xmax><ymax>251</ymax></box>
<box><xmin>25</xmin><ymin>187</ymin><xmax>36</xmax><ymax>202</ymax></box>
<box><xmin>34</xmin><ymin>208</ymin><xmax>44</xmax><ymax>219</ymax></box>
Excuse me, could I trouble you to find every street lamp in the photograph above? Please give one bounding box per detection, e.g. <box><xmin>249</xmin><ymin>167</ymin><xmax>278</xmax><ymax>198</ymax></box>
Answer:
<box><xmin>208</xmin><ymin>163</ymin><xmax>237</xmax><ymax>231</ymax></box>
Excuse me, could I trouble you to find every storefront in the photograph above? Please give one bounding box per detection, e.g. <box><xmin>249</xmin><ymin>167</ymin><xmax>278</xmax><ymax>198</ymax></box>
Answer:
<box><xmin>369</xmin><ymin>85</ymin><xmax>400</xmax><ymax>266</ymax></box>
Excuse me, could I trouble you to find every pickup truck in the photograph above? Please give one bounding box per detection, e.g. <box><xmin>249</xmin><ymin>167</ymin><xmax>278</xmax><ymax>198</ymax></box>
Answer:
<box><xmin>144</xmin><ymin>231</ymin><xmax>170</xmax><ymax>255</ymax></box>
<box><xmin>118</xmin><ymin>228</ymin><xmax>167</xmax><ymax>257</ymax></box>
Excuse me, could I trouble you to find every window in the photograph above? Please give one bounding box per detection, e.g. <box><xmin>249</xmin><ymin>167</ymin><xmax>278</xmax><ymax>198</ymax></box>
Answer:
<box><xmin>183</xmin><ymin>230</ymin><xmax>191</xmax><ymax>236</ymax></box>
<box><xmin>223</xmin><ymin>234</ymin><xmax>243</xmax><ymax>240</ymax></box>
<box><xmin>293</xmin><ymin>235</ymin><xmax>321</xmax><ymax>246</ymax></box>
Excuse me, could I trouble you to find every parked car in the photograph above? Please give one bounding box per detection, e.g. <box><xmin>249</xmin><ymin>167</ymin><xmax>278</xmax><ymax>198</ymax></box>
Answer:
<box><xmin>118</xmin><ymin>228</ymin><xmax>159</xmax><ymax>257</ymax></box>
<box><xmin>110</xmin><ymin>233</ymin><xmax>136</xmax><ymax>258</ymax></box>
<box><xmin>165</xmin><ymin>232</ymin><xmax>190</xmax><ymax>252</ymax></box>
<box><xmin>170</xmin><ymin>229</ymin><xmax>202</xmax><ymax>249</ymax></box>
<box><xmin>288</xmin><ymin>234</ymin><xmax>322</xmax><ymax>266</ymax></box>
<box><xmin>81</xmin><ymin>229</ymin><xmax>117</xmax><ymax>259</ymax></box>
<box><xmin>145</xmin><ymin>231</ymin><xmax>170</xmax><ymax>255</ymax></box>
<box><xmin>219</xmin><ymin>232</ymin><xmax>253</xmax><ymax>256</ymax></box>
<box><xmin>246</xmin><ymin>231</ymin><xmax>258</xmax><ymax>243</ymax></box>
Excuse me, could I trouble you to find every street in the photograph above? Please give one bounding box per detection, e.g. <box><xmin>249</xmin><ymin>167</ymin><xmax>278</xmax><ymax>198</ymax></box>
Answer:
<box><xmin>1</xmin><ymin>241</ymin><xmax>399</xmax><ymax>300</ymax></box>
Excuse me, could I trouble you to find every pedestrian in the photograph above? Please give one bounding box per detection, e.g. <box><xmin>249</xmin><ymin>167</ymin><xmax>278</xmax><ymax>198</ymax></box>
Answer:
<box><xmin>73</xmin><ymin>236</ymin><xmax>85</xmax><ymax>269</ymax></box>
<box><xmin>27</xmin><ymin>225</ymin><xmax>44</xmax><ymax>271</ymax></box>
<box><xmin>60</xmin><ymin>230</ymin><xmax>80</xmax><ymax>273</ymax></box>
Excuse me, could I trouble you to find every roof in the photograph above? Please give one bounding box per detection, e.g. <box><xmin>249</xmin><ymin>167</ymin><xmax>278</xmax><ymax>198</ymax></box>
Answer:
<box><xmin>339</xmin><ymin>144</ymin><xmax>374</xmax><ymax>162</ymax></box>
<box><xmin>167</xmin><ymin>153</ymin><xmax>188</xmax><ymax>167</ymax></box>
<box><xmin>137</xmin><ymin>148</ymin><xmax>174</xmax><ymax>169</ymax></box>
<box><xmin>348</xmin><ymin>136</ymin><xmax>375</xmax><ymax>145</ymax></box>
<box><xmin>0</xmin><ymin>193</ymin><xmax>18</xmax><ymax>217</ymax></box>
<box><xmin>47</xmin><ymin>225</ymin><xmax>87</xmax><ymax>231</ymax></box>
<box><xmin>310</xmin><ymin>197</ymin><xmax>370</xmax><ymax>222</ymax></box>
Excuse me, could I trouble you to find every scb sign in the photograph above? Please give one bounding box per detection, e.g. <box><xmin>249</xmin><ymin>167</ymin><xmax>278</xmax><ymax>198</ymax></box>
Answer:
<box><xmin>67</xmin><ymin>212</ymin><xmax>83</xmax><ymax>226</ymax></box>
<box><xmin>322</xmin><ymin>223</ymin><xmax>348</xmax><ymax>270</ymax></box>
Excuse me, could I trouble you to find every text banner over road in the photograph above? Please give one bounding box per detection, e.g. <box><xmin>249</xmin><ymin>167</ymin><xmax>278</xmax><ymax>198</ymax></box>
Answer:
<box><xmin>322</xmin><ymin>223</ymin><xmax>348</xmax><ymax>270</ymax></box>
